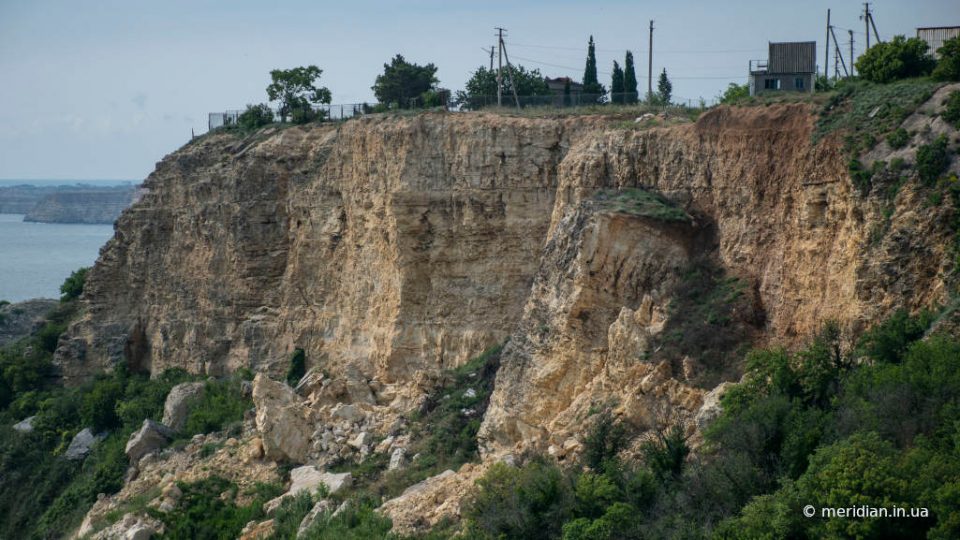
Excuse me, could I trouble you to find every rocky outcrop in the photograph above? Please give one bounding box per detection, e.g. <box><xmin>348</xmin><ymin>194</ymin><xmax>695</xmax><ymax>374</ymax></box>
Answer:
<box><xmin>0</xmin><ymin>298</ymin><xmax>57</xmax><ymax>346</ymax></box>
<box><xmin>252</xmin><ymin>374</ymin><xmax>311</xmax><ymax>463</ymax></box>
<box><xmin>161</xmin><ymin>382</ymin><xmax>205</xmax><ymax>432</ymax></box>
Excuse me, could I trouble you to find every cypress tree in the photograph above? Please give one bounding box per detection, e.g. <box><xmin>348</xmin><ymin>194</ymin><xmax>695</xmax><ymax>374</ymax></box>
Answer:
<box><xmin>611</xmin><ymin>61</ymin><xmax>625</xmax><ymax>103</ymax></box>
<box><xmin>624</xmin><ymin>51</ymin><xmax>638</xmax><ymax>103</ymax></box>
<box><xmin>657</xmin><ymin>68</ymin><xmax>672</xmax><ymax>105</ymax></box>
<box><xmin>582</xmin><ymin>35</ymin><xmax>605</xmax><ymax>102</ymax></box>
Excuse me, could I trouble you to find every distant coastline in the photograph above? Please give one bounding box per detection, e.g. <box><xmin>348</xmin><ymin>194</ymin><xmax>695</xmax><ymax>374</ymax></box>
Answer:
<box><xmin>0</xmin><ymin>180</ymin><xmax>141</xmax><ymax>224</ymax></box>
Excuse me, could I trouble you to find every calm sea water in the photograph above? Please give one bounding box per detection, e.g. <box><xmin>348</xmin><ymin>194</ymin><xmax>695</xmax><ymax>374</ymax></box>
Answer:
<box><xmin>0</xmin><ymin>214</ymin><xmax>115</xmax><ymax>302</ymax></box>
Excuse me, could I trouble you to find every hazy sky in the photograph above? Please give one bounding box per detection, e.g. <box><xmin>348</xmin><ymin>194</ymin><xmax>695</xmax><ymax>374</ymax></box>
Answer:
<box><xmin>1</xmin><ymin>0</ymin><xmax>956</xmax><ymax>180</ymax></box>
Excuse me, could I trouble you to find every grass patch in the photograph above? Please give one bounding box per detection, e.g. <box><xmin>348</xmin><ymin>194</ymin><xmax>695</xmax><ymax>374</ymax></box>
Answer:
<box><xmin>594</xmin><ymin>188</ymin><xmax>691</xmax><ymax>223</ymax></box>
<box><xmin>813</xmin><ymin>78</ymin><xmax>940</xmax><ymax>154</ymax></box>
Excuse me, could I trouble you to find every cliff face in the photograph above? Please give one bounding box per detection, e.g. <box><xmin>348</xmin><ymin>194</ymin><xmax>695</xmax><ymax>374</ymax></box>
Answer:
<box><xmin>23</xmin><ymin>188</ymin><xmax>140</xmax><ymax>224</ymax></box>
<box><xmin>56</xmin><ymin>104</ymin><xmax>955</xmax><ymax>452</ymax></box>
<box><xmin>56</xmin><ymin>117</ymin><xmax>580</xmax><ymax>400</ymax></box>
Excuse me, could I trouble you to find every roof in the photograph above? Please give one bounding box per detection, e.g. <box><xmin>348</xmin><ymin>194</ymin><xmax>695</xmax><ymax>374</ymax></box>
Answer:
<box><xmin>767</xmin><ymin>41</ymin><xmax>816</xmax><ymax>74</ymax></box>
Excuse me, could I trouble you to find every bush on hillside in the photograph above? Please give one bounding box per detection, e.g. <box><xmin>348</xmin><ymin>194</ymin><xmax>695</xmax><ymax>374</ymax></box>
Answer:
<box><xmin>943</xmin><ymin>90</ymin><xmax>960</xmax><ymax>128</ymax></box>
<box><xmin>855</xmin><ymin>35</ymin><xmax>935</xmax><ymax>83</ymax></box>
<box><xmin>916</xmin><ymin>135</ymin><xmax>951</xmax><ymax>186</ymax></box>
<box><xmin>238</xmin><ymin>103</ymin><xmax>274</xmax><ymax>130</ymax></box>
<box><xmin>60</xmin><ymin>267</ymin><xmax>89</xmax><ymax>302</ymax></box>
<box><xmin>886</xmin><ymin>127</ymin><xmax>910</xmax><ymax>149</ymax></box>
<box><xmin>933</xmin><ymin>36</ymin><xmax>960</xmax><ymax>81</ymax></box>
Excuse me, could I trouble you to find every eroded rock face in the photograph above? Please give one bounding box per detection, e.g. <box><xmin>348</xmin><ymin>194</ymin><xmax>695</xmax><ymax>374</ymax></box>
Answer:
<box><xmin>252</xmin><ymin>374</ymin><xmax>310</xmax><ymax>463</ymax></box>
<box><xmin>55</xmin><ymin>115</ymin><xmax>568</xmax><ymax>386</ymax></box>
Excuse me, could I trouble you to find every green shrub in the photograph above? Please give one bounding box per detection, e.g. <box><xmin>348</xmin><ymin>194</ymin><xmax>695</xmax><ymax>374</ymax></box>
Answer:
<box><xmin>855</xmin><ymin>308</ymin><xmax>933</xmax><ymax>364</ymax></box>
<box><xmin>640</xmin><ymin>425</ymin><xmax>689</xmax><ymax>482</ymax></box>
<box><xmin>60</xmin><ymin>267</ymin><xmax>89</xmax><ymax>302</ymax></box>
<box><xmin>271</xmin><ymin>491</ymin><xmax>316</xmax><ymax>538</ymax></box>
<box><xmin>182</xmin><ymin>378</ymin><xmax>250</xmax><ymax>437</ymax></box>
<box><xmin>848</xmin><ymin>158</ymin><xmax>873</xmax><ymax>194</ymax></box>
<box><xmin>854</xmin><ymin>35</ymin><xmax>935</xmax><ymax>83</ymax></box>
<box><xmin>886</xmin><ymin>127</ymin><xmax>910</xmax><ymax>148</ymax></box>
<box><xmin>151</xmin><ymin>476</ymin><xmax>276</xmax><ymax>540</ymax></box>
<box><xmin>286</xmin><ymin>348</ymin><xmax>306</xmax><ymax>387</ymax></box>
<box><xmin>464</xmin><ymin>459</ymin><xmax>574</xmax><ymax>540</ymax></box>
<box><xmin>582</xmin><ymin>412</ymin><xmax>629</xmax><ymax>473</ymax></box>
<box><xmin>80</xmin><ymin>376</ymin><xmax>123</xmax><ymax>432</ymax></box>
<box><xmin>943</xmin><ymin>90</ymin><xmax>960</xmax><ymax>128</ymax></box>
<box><xmin>916</xmin><ymin>135</ymin><xmax>951</xmax><ymax>186</ymax></box>
<box><xmin>933</xmin><ymin>36</ymin><xmax>960</xmax><ymax>81</ymax></box>
<box><xmin>718</xmin><ymin>83</ymin><xmax>749</xmax><ymax>104</ymax></box>
<box><xmin>238</xmin><ymin>103</ymin><xmax>274</xmax><ymax>130</ymax></box>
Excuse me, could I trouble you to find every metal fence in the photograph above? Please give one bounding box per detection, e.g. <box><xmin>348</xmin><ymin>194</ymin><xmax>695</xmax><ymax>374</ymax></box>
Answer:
<box><xmin>208</xmin><ymin>94</ymin><xmax>715</xmax><ymax>131</ymax></box>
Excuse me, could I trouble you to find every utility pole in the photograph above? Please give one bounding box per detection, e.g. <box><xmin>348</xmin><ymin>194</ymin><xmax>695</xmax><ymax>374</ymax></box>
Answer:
<box><xmin>495</xmin><ymin>27</ymin><xmax>505</xmax><ymax>107</ymax></box>
<box><xmin>648</xmin><ymin>20</ymin><xmax>654</xmax><ymax>103</ymax></box>
<box><xmin>482</xmin><ymin>46</ymin><xmax>494</xmax><ymax>71</ymax></box>
<box><xmin>849</xmin><ymin>30</ymin><xmax>855</xmax><ymax>77</ymax></box>
<box><xmin>863</xmin><ymin>3</ymin><xmax>871</xmax><ymax>50</ymax></box>
<box><xmin>829</xmin><ymin>25</ymin><xmax>849</xmax><ymax>77</ymax></box>
<box><xmin>824</xmin><ymin>9</ymin><xmax>831</xmax><ymax>78</ymax></box>
<box><xmin>500</xmin><ymin>40</ymin><xmax>522</xmax><ymax>109</ymax></box>
<box><xmin>868</xmin><ymin>7</ymin><xmax>882</xmax><ymax>44</ymax></box>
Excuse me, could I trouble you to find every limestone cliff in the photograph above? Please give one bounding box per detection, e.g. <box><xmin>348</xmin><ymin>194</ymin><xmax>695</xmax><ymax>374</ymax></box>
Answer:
<box><xmin>56</xmin><ymin>100</ymin><xmax>955</xmax><ymax>453</ymax></box>
<box><xmin>57</xmin><ymin>92</ymin><xmax>960</xmax><ymax>536</ymax></box>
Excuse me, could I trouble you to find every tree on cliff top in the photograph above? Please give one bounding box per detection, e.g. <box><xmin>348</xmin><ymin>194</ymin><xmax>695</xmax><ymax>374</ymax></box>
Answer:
<box><xmin>456</xmin><ymin>65</ymin><xmax>550</xmax><ymax>109</ymax></box>
<box><xmin>266</xmin><ymin>65</ymin><xmax>332</xmax><ymax>124</ymax></box>
<box><xmin>582</xmin><ymin>36</ymin><xmax>605</xmax><ymax>102</ymax></box>
<box><xmin>854</xmin><ymin>35</ymin><xmax>934</xmax><ymax>83</ymax></box>
<box><xmin>623</xmin><ymin>51</ymin><xmax>638</xmax><ymax>104</ymax></box>
<box><xmin>372</xmin><ymin>55</ymin><xmax>439</xmax><ymax>109</ymax></box>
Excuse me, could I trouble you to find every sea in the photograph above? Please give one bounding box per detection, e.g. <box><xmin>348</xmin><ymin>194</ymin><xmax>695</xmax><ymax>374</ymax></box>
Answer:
<box><xmin>0</xmin><ymin>179</ymin><xmax>134</xmax><ymax>302</ymax></box>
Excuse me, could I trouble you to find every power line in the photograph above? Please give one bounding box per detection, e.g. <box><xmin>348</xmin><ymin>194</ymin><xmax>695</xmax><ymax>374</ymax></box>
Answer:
<box><xmin>505</xmin><ymin>42</ymin><xmax>765</xmax><ymax>54</ymax></box>
<box><xmin>508</xmin><ymin>53</ymin><xmax>742</xmax><ymax>80</ymax></box>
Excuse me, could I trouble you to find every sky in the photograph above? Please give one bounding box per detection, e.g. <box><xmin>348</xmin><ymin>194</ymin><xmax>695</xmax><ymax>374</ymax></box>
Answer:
<box><xmin>0</xmin><ymin>0</ymin><xmax>957</xmax><ymax>180</ymax></box>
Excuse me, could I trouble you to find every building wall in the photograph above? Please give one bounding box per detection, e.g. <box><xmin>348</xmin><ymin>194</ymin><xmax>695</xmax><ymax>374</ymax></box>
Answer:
<box><xmin>917</xmin><ymin>27</ymin><xmax>960</xmax><ymax>58</ymax></box>
<box><xmin>749</xmin><ymin>73</ymin><xmax>815</xmax><ymax>96</ymax></box>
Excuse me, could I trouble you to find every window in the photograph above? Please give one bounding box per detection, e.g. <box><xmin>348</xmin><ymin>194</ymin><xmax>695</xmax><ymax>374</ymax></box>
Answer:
<box><xmin>795</xmin><ymin>77</ymin><xmax>805</xmax><ymax>89</ymax></box>
<box><xmin>764</xmin><ymin>79</ymin><xmax>780</xmax><ymax>90</ymax></box>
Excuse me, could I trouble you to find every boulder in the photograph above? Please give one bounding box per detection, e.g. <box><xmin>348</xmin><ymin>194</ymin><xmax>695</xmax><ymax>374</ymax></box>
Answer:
<box><xmin>252</xmin><ymin>374</ymin><xmax>310</xmax><ymax>463</ymax></box>
<box><xmin>389</xmin><ymin>447</ymin><xmax>407</xmax><ymax>471</ymax></box>
<box><xmin>294</xmin><ymin>368</ymin><xmax>325</xmax><ymax>397</ymax></box>
<box><xmin>238</xmin><ymin>519</ymin><xmax>274</xmax><ymax>540</ymax></box>
<box><xmin>347</xmin><ymin>432</ymin><xmax>371</xmax><ymax>449</ymax></box>
<box><xmin>13</xmin><ymin>415</ymin><xmax>36</xmax><ymax>433</ymax></box>
<box><xmin>289</xmin><ymin>466</ymin><xmax>352</xmax><ymax>496</ymax></box>
<box><xmin>297</xmin><ymin>499</ymin><xmax>334</xmax><ymax>537</ymax></box>
<box><xmin>161</xmin><ymin>381</ymin><xmax>206</xmax><ymax>432</ymax></box>
<box><xmin>264</xmin><ymin>466</ymin><xmax>352</xmax><ymax>515</ymax></box>
<box><xmin>695</xmin><ymin>381</ymin><xmax>734</xmax><ymax>429</ymax></box>
<box><xmin>330</xmin><ymin>403</ymin><xmax>364</xmax><ymax>422</ymax></box>
<box><xmin>65</xmin><ymin>428</ymin><xmax>102</xmax><ymax>460</ymax></box>
<box><xmin>125</xmin><ymin>419</ymin><xmax>174</xmax><ymax>464</ymax></box>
